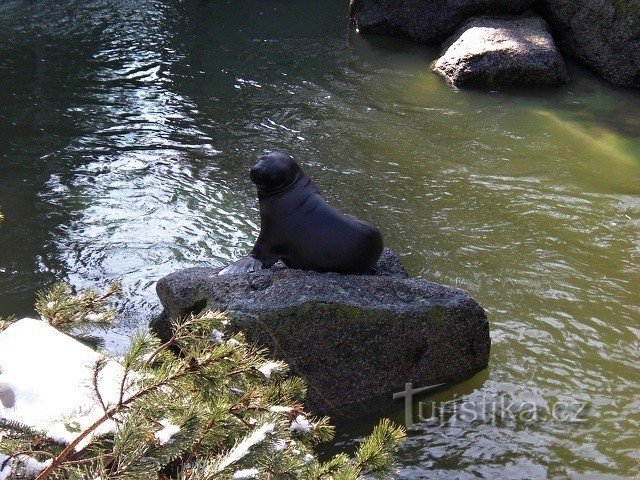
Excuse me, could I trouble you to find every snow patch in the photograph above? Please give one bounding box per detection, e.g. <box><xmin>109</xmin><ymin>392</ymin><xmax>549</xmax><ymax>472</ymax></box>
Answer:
<box><xmin>0</xmin><ymin>318</ymin><xmax>128</xmax><ymax>448</ymax></box>
<box><xmin>154</xmin><ymin>419</ymin><xmax>180</xmax><ymax>445</ymax></box>
<box><xmin>210</xmin><ymin>329</ymin><xmax>224</xmax><ymax>344</ymax></box>
<box><xmin>218</xmin><ymin>423</ymin><xmax>274</xmax><ymax>471</ymax></box>
<box><xmin>232</xmin><ymin>468</ymin><xmax>259</xmax><ymax>479</ymax></box>
<box><xmin>0</xmin><ymin>454</ymin><xmax>51</xmax><ymax>480</ymax></box>
<box><xmin>290</xmin><ymin>415</ymin><xmax>311</xmax><ymax>435</ymax></box>
<box><xmin>269</xmin><ymin>405</ymin><xmax>292</xmax><ymax>413</ymax></box>
<box><xmin>273</xmin><ymin>439</ymin><xmax>287</xmax><ymax>452</ymax></box>
<box><xmin>257</xmin><ymin>361</ymin><xmax>281</xmax><ymax>379</ymax></box>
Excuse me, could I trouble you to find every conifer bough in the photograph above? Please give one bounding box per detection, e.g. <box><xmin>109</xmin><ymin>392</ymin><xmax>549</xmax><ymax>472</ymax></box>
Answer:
<box><xmin>0</xmin><ymin>283</ymin><xmax>405</xmax><ymax>479</ymax></box>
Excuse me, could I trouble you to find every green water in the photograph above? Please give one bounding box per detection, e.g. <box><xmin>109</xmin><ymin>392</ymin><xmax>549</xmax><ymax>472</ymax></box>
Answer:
<box><xmin>0</xmin><ymin>1</ymin><xmax>638</xmax><ymax>478</ymax></box>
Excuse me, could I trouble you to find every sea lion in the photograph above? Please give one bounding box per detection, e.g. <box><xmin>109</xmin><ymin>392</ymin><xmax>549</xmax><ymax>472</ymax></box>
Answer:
<box><xmin>220</xmin><ymin>151</ymin><xmax>383</xmax><ymax>275</ymax></box>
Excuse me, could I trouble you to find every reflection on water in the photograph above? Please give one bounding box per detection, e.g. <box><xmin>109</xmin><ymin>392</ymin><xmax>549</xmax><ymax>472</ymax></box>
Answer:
<box><xmin>0</xmin><ymin>0</ymin><xmax>639</xmax><ymax>478</ymax></box>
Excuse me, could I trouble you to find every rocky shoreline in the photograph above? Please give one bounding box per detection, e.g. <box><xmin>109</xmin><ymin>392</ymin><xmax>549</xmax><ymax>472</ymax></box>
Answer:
<box><xmin>350</xmin><ymin>0</ymin><xmax>640</xmax><ymax>88</ymax></box>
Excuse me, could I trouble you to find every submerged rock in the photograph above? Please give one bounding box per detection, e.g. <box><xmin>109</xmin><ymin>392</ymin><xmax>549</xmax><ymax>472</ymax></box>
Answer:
<box><xmin>432</xmin><ymin>16</ymin><xmax>569</xmax><ymax>87</ymax></box>
<box><xmin>349</xmin><ymin>0</ymin><xmax>536</xmax><ymax>44</ymax></box>
<box><xmin>153</xmin><ymin>249</ymin><xmax>490</xmax><ymax>418</ymax></box>
<box><xmin>539</xmin><ymin>0</ymin><xmax>640</xmax><ymax>88</ymax></box>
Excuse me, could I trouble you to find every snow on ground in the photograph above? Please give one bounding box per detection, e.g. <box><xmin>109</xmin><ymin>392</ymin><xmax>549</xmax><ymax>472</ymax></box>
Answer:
<box><xmin>0</xmin><ymin>318</ymin><xmax>127</xmax><ymax>447</ymax></box>
<box><xmin>0</xmin><ymin>454</ymin><xmax>50</xmax><ymax>480</ymax></box>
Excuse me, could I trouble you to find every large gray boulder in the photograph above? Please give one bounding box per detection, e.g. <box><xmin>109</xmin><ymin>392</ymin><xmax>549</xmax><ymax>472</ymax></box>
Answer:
<box><xmin>539</xmin><ymin>0</ymin><xmax>640</xmax><ymax>88</ymax></box>
<box><xmin>432</xmin><ymin>15</ymin><xmax>569</xmax><ymax>87</ymax></box>
<box><xmin>152</xmin><ymin>250</ymin><xmax>490</xmax><ymax>418</ymax></box>
<box><xmin>349</xmin><ymin>0</ymin><xmax>536</xmax><ymax>44</ymax></box>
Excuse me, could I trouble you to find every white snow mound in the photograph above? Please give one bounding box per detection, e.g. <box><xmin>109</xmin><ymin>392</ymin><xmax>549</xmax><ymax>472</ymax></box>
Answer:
<box><xmin>0</xmin><ymin>318</ymin><xmax>127</xmax><ymax>447</ymax></box>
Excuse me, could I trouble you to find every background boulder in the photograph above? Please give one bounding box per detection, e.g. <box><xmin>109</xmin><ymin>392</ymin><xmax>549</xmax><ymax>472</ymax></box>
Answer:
<box><xmin>432</xmin><ymin>15</ymin><xmax>569</xmax><ymax>87</ymax></box>
<box><xmin>539</xmin><ymin>0</ymin><xmax>640</xmax><ymax>88</ymax></box>
<box><xmin>349</xmin><ymin>0</ymin><xmax>536</xmax><ymax>43</ymax></box>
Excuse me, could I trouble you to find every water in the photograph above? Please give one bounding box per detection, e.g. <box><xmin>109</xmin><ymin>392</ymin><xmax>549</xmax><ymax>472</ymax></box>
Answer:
<box><xmin>0</xmin><ymin>0</ymin><xmax>638</xmax><ymax>477</ymax></box>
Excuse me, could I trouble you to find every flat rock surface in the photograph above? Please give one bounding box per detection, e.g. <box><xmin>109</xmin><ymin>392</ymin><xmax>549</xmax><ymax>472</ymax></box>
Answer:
<box><xmin>432</xmin><ymin>15</ymin><xmax>569</xmax><ymax>87</ymax></box>
<box><xmin>349</xmin><ymin>0</ymin><xmax>536</xmax><ymax>44</ymax></box>
<box><xmin>153</xmin><ymin>249</ymin><xmax>490</xmax><ymax>418</ymax></box>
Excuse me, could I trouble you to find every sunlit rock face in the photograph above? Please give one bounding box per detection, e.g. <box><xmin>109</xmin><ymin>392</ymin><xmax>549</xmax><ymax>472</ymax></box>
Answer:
<box><xmin>349</xmin><ymin>0</ymin><xmax>536</xmax><ymax>44</ymax></box>
<box><xmin>539</xmin><ymin>0</ymin><xmax>640</xmax><ymax>88</ymax></box>
<box><xmin>432</xmin><ymin>16</ymin><xmax>569</xmax><ymax>88</ymax></box>
<box><xmin>153</xmin><ymin>249</ymin><xmax>491</xmax><ymax>419</ymax></box>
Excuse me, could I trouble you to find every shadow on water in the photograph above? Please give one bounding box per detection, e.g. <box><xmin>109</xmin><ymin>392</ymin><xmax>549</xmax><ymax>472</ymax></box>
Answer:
<box><xmin>0</xmin><ymin>0</ymin><xmax>639</xmax><ymax>478</ymax></box>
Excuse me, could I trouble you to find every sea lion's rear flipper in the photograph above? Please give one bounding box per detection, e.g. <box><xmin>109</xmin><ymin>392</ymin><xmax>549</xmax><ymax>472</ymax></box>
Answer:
<box><xmin>218</xmin><ymin>256</ymin><xmax>264</xmax><ymax>276</ymax></box>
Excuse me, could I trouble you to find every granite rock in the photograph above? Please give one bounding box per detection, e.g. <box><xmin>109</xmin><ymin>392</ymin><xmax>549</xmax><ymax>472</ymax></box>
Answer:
<box><xmin>432</xmin><ymin>15</ymin><xmax>569</xmax><ymax>87</ymax></box>
<box><xmin>152</xmin><ymin>249</ymin><xmax>490</xmax><ymax>418</ymax></box>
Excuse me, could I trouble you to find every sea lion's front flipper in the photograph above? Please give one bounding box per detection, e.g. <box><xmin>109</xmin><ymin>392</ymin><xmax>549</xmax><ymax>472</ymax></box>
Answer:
<box><xmin>218</xmin><ymin>256</ymin><xmax>264</xmax><ymax>276</ymax></box>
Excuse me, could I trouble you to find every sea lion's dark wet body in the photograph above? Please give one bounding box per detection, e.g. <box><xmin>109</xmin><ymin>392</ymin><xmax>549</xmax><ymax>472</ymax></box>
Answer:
<box><xmin>252</xmin><ymin>171</ymin><xmax>384</xmax><ymax>273</ymax></box>
<box><xmin>221</xmin><ymin>152</ymin><xmax>383</xmax><ymax>275</ymax></box>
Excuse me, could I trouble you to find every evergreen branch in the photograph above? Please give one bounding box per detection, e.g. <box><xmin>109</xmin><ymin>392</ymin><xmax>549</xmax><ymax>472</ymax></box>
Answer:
<box><xmin>143</xmin><ymin>317</ymin><xmax>193</xmax><ymax>368</ymax></box>
<box><xmin>0</xmin><ymin>315</ymin><xmax>16</xmax><ymax>333</ymax></box>
<box><xmin>34</xmin><ymin>405</ymin><xmax>120</xmax><ymax>479</ymax></box>
<box><xmin>3</xmin><ymin>287</ymin><xmax>406</xmax><ymax>480</ymax></box>
<box><xmin>354</xmin><ymin>419</ymin><xmax>405</xmax><ymax>477</ymax></box>
<box><xmin>35</xmin><ymin>345</ymin><xmax>232</xmax><ymax>479</ymax></box>
<box><xmin>35</xmin><ymin>281</ymin><xmax>122</xmax><ymax>331</ymax></box>
<box><xmin>0</xmin><ymin>418</ymin><xmax>65</xmax><ymax>452</ymax></box>
<box><xmin>63</xmin><ymin>452</ymin><xmax>114</xmax><ymax>466</ymax></box>
<box><xmin>92</xmin><ymin>358</ymin><xmax>109</xmax><ymax>413</ymax></box>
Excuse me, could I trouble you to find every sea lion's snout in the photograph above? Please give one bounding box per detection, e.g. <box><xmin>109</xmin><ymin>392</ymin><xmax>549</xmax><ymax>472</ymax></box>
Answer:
<box><xmin>250</xmin><ymin>151</ymin><xmax>300</xmax><ymax>193</ymax></box>
<box><xmin>249</xmin><ymin>161</ymin><xmax>267</xmax><ymax>185</ymax></box>
<box><xmin>250</xmin><ymin>160</ymin><xmax>281</xmax><ymax>187</ymax></box>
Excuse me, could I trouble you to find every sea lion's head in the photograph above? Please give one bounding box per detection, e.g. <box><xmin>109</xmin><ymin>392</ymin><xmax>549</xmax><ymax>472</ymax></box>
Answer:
<box><xmin>250</xmin><ymin>151</ymin><xmax>302</xmax><ymax>195</ymax></box>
